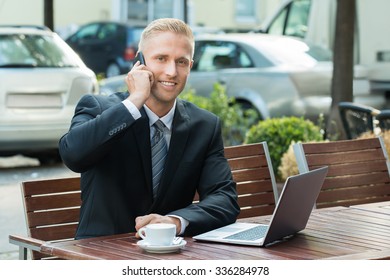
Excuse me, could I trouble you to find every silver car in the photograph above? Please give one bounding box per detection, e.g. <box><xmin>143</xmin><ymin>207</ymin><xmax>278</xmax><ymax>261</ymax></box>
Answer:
<box><xmin>0</xmin><ymin>26</ymin><xmax>98</xmax><ymax>161</ymax></box>
<box><xmin>99</xmin><ymin>33</ymin><xmax>385</xmax><ymax>121</ymax></box>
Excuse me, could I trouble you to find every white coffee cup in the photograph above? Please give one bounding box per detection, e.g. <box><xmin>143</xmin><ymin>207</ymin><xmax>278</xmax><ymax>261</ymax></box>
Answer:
<box><xmin>138</xmin><ymin>223</ymin><xmax>176</xmax><ymax>246</ymax></box>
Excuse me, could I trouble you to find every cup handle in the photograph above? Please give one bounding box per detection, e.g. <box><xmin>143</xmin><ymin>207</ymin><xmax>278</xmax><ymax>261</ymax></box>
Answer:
<box><xmin>138</xmin><ymin>227</ymin><xmax>146</xmax><ymax>240</ymax></box>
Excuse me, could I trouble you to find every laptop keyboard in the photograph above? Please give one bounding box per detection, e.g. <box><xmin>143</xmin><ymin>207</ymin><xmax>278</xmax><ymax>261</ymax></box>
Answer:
<box><xmin>223</xmin><ymin>225</ymin><xmax>268</xmax><ymax>241</ymax></box>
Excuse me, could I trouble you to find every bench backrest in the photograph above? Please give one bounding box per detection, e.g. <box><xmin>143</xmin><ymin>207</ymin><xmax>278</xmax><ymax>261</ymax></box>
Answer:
<box><xmin>224</xmin><ymin>142</ymin><xmax>279</xmax><ymax>218</ymax></box>
<box><xmin>21</xmin><ymin>177</ymin><xmax>81</xmax><ymax>259</ymax></box>
<box><xmin>293</xmin><ymin>137</ymin><xmax>390</xmax><ymax>208</ymax></box>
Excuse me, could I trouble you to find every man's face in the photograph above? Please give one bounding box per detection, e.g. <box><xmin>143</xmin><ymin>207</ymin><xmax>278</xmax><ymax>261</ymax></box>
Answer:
<box><xmin>142</xmin><ymin>31</ymin><xmax>193</xmax><ymax>105</ymax></box>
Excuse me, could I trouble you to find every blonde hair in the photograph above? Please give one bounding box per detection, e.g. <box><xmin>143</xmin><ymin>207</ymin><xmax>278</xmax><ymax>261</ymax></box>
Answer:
<box><xmin>138</xmin><ymin>18</ymin><xmax>194</xmax><ymax>56</ymax></box>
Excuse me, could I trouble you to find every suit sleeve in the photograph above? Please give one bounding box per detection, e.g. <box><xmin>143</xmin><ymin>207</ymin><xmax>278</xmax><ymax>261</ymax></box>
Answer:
<box><xmin>168</xmin><ymin>118</ymin><xmax>240</xmax><ymax>236</ymax></box>
<box><xmin>59</xmin><ymin>94</ymin><xmax>136</xmax><ymax>172</ymax></box>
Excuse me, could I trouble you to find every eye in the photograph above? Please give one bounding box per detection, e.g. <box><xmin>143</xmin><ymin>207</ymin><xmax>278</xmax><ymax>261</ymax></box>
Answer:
<box><xmin>177</xmin><ymin>59</ymin><xmax>189</xmax><ymax>66</ymax></box>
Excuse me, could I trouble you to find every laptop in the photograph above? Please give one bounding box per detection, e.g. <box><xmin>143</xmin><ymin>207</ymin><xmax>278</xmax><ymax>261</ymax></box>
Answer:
<box><xmin>193</xmin><ymin>166</ymin><xmax>328</xmax><ymax>247</ymax></box>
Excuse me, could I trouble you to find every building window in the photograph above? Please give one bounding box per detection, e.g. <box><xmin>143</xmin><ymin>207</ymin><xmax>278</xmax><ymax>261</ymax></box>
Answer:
<box><xmin>127</xmin><ymin>0</ymin><xmax>148</xmax><ymax>25</ymax></box>
<box><xmin>154</xmin><ymin>0</ymin><xmax>174</xmax><ymax>18</ymax></box>
<box><xmin>235</xmin><ymin>0</ymin><xmax>257</xmax><ymax>24</ymax></box>
<box><xmin>126</xmin><ymin>0</ymin><xmax>181</xmax><ymax>25</ymax></box>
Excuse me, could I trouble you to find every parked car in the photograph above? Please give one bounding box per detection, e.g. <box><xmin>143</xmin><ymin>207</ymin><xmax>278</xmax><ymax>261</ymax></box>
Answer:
<box><xmin>98</xmin><ymin>33</ymin><xmax>386</xmax><ymax>122</ymax></box>
<box><xmin>0</xmin><ymin>25</ymin><xmax>98</xmax><ymax>162</ymax></box>
<box><xmin>66</xmin><ymin>21</ymin><xmax>144</xmax><ymax>78</ymax></box>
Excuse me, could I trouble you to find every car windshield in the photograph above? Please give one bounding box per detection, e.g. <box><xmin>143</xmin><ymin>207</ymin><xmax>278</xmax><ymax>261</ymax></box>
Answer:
<box><xmin>0</xmin><ymin>33</ymin><xmax>80</xmax><ymax>68</ymax></box>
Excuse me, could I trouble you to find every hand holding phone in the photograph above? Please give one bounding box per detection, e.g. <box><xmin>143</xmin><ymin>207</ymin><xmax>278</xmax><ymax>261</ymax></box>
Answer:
<box><xmin>135</xmin><ymin>51</ymin><xmax>146</xmax><ymax>65</ymax></box>
<box><xmin>126</xmin><ymin>50</ymin><xmax>153</xmax><ymax>108</ymax></box>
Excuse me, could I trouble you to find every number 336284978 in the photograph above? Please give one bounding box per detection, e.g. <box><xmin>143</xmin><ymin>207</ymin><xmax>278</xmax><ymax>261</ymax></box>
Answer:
<box><xmin>215</xmin><ymin>266</ymin><xmax>270</xmax><ymax>276</ymax></box>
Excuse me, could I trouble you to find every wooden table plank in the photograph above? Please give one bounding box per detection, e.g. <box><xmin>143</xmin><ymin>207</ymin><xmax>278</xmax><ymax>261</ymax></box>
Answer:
<box><xmin>323</xmin><ymin>249</ymin><xmax>390</xmax><ymax>260</ymax></box>
<box><xmin>350</xmin><ymin>201</ymin><xmax>390</xmax><ymax>215</ymax></box>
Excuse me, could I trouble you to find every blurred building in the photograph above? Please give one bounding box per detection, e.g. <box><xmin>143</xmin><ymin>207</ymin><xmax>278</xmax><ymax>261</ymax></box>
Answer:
<box><xmin>0</xmin><ymin>0</ymin><xmax>283</xmax><ymax>38</ymax></box>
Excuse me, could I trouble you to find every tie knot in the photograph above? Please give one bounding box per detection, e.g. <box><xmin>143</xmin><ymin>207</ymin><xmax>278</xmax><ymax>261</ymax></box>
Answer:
<box><xmin>154</xmin><ymin>120</ymin><xmax>165</xmax><ymax>132</ymax></box>
<box><xmin>151</xmin><ymin>120</ymin><xmax>165</xmax><ymax>146</ymax></box>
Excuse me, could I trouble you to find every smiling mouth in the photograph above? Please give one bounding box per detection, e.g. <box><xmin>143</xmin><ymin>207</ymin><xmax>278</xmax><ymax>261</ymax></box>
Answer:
<box><xmin>160</xmin><ymin>81</ymin><xmax>176</xmax><ymax>86</ymax></box>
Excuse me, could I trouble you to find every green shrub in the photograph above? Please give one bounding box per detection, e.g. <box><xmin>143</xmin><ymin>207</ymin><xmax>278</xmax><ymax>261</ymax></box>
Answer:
<box><xmin>245</xmin><ymin>116</ymin><xmax>324</xmax><ymax>179</ymax></box>
<box><xmin>180</xmin><ymin>83</ymin><xmax>256</xmax><ymax>146</ymax></box>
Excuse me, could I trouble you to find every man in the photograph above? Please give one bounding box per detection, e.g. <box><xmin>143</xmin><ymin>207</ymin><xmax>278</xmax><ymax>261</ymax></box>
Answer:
<box><xmin>59</xmin><ymin>18</ymin><xmax>239</xmax><ymax>239</ymax></box>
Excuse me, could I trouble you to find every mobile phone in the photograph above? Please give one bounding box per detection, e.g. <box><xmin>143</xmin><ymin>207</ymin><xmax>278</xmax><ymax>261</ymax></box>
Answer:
<box><xmin>135</xmin><ymin>51</ymin><xmax>146</xmax><ymax>65</ymax></box>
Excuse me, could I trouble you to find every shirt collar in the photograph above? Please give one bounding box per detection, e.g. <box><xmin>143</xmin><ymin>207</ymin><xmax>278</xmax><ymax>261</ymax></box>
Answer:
<box><xmin>143</xmin><ymin>99</ymin><xmax>176</xmax><ymax>130</ymax></box>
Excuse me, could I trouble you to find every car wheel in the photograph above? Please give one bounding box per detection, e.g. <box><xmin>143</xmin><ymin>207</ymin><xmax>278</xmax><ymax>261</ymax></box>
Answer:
<box><xmin>236</xmin><ymin>101</ymin><xmax>262</xmax><ymax>124</ymax></box>
<box><xmin>35</xmin><ymin>150</ymin><xmax>63</xmax><ymax>165</ymax></box>
<box><xmin>106</xmin><ymin>63</ymin><xmax>121</xmax><ymax>78</ymax></box>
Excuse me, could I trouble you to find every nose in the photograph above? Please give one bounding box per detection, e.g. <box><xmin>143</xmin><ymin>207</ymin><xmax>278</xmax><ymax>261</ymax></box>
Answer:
<box><xmin>165</xmin><ymin>60</ymin><xmax>177</xmax><ymax>77</ymax></box>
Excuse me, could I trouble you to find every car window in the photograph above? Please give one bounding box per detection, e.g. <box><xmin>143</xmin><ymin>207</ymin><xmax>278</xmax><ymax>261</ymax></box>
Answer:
<box><xmin>193</xmin><ymin>41</ymin><xmax>253</xmax><ymax>71</ymax></box>
<box><xmin>69</xmin><ymin>23</ymin><xmax>100</xmax><ymax>42</ymax></box>
<box><xmin>267</xmin><ymin>0</ymin><xmax>311</xmax><ymax>38</ymax></box>
<box><xmin>0</xmin><ymin>34</ymin><xmax>79</xmax><ymax>67</ymax></box>
<box><xmin>97</xmin><ymin>23</ymin><xmax>118</xmax><ymax>40</ymax></box>
<box><xmin>0</xmin><ymin>35</ymin><xmax>32</xmax><ymax>65</ymax></box>
<box><xmin>284</xmin><ymin>0</ymin><xmax>311</xmax><ymax>37</ymax></box>
<box><xmin>268</xmin><ymin>8</ymin><xmax>288</xmax><ymax>35</ymax></box>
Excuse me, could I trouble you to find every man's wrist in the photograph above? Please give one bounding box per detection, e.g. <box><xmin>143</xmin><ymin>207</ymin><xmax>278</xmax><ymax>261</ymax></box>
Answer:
<box><xmin>122</xmin><ymin>99</ymin><xmax>141</xmax><ymax>119</ymax></box>
<box><xmin>168</xmin><ymin>215</ymin><xmax>189</xmax><ymax>235</ymax></box>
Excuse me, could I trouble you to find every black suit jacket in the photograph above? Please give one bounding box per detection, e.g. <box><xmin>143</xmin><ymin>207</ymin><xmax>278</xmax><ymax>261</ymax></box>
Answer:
<box><xmin>59</xmin><ymin>92</ymin><xmax>239</xmax><ymax>239</ymax></box>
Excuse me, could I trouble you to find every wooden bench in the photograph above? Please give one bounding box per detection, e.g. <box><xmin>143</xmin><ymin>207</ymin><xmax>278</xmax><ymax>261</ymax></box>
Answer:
<box><xmin>9</xmin><ymin>177</ymin><xmax>81</xmax><ymax>259</ymax></box>
<box><xmin>224</xmin><ymin>142</ymin><xmax>279</xmax><ymax>218</ymax></box>
<box><xmin>9</xmin><ymin>142</ymin><xmax>279</xmax><ymax>259</ymax></box>
<box><xmin>293</xmin><ymin>136</ymin><xmax>390</xmax><ymax>208</ymax></box>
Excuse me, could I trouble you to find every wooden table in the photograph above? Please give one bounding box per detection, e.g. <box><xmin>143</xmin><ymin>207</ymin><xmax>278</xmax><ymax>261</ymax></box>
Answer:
<box><xmin>37</xmin><ymin>202</ymin><xmax>390</xmax><ymax>260</ymax></box>
<box><xmin>350</xmin><ymin>201</ymin><xmax>390</xmax><ymax>215</ymax></box>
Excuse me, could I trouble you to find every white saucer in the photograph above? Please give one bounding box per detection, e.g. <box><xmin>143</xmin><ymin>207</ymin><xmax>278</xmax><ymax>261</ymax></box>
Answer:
<box><xmin>137</xmin><ymin>240</ymin><xmax>187</xmax><ymax>253</ymax></box>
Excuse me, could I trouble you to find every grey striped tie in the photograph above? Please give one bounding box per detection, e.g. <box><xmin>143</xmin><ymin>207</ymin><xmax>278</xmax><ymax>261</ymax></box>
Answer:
<box><xmin>151</xmin><ymin>120</ymin><xmax>167</xmax><ymax>199</ymax></box>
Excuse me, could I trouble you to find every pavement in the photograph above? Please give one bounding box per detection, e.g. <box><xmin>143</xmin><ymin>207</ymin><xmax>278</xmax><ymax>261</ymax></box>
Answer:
<box><xmin>0</xmin><ymin>182</ymin><xmax>25</xmax><ymax>260</ymax></box>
